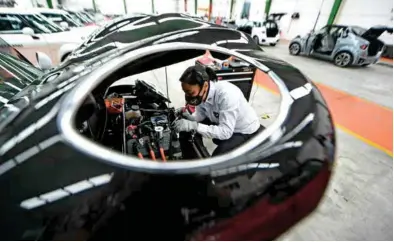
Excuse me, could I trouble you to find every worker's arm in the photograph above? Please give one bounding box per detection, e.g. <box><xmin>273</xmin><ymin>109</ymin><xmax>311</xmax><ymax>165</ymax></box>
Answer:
<box><xmin>196</xmin><ymin>92</ymin><xmax>238</xmax><ymax>140</ymax></box>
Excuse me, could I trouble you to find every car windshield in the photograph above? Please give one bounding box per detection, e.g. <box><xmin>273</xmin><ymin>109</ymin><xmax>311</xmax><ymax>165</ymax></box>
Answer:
<box><xmin>80</xmin><ymin>12</ymin><xmax>94</xmax><ymax>22</ymax></box>
<box><xmin>68</xmin><ymin>12</ymin><xmax>84</xmax><ymax>25</ymax></box>
<box><xmin>73</xmin><ymin>12</ymin><xmax>91</xmax><ymax>24</ymax></box>
<box><xmin>41</xmin><ymin>12</ymin><xmax>81</xmax><ymax>28</ymax></box>
<box><xmin>0</xmin><ymin>52</ymin><xmax>42</xmax><ymax>105</ymax></box>
<box><xmin>21</xmin><ymin>14</ymin><xmax>63</xmax><ymax>33</ymax></box>
<box><xmin>351</xmin><ymin>26</ymin><xmax>367</xmax><ymax>36</ymax></box>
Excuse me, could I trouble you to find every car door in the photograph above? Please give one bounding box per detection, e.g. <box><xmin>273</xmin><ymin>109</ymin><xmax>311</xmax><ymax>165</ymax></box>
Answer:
<box><xmin>0</xmin><ymin>14</ymin><xmax>48</xmax><ymax>66</ymax></box>
<box><xmin>305</xmin><ymin>26</ymin><xmax>329</xmax><ymax>55</ymax></box>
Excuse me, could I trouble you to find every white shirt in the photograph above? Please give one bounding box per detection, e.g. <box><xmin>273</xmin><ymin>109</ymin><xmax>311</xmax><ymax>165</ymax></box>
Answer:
<box><xmin>194</xmin><ymin>81</ymin><xmax>260</xmax><ymax>140</ymax></box>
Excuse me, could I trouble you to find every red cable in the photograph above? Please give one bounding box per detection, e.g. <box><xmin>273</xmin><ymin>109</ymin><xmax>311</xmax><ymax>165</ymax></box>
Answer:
<box><xmin>150</xmin><ymin>150</ymin><xmax>156</xmax><ymax>161</ymax></box>
<box><xmin>160</xmin><ymin>148</ymin><xmax>166</xmax><ymax>162</ymax></box>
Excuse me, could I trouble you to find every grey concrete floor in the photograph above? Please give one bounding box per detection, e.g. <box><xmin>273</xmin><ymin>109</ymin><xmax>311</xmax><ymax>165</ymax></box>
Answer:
<box><xmin>263</xmin><ymin>43</ymin><xmax>393</xmax><ymax>241</ymax></box>
<box><xmin>113</xmin><ymin>47</ymin><xmax>393</xmax><ymax>240</ymax></box>
<box><xmin>262</xmin><ymin>43</ymin><xmax>393</xmax><ymax>109</ymax></box>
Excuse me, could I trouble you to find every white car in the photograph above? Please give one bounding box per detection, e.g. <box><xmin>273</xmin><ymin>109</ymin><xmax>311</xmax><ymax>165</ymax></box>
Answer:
<box><xmin>0</xmin><ymin>8</ymin><xmax>98</xmax><ymax>65</ymax></box>
<box><xmin>236</xmin><ymin>20</ymin><xmax>280</xmax><ymax>46</ymax></box>
<box><xmin>31</xmin><ymin>8</ymin><xmax>84</xmax><ymax>29</ymax></box>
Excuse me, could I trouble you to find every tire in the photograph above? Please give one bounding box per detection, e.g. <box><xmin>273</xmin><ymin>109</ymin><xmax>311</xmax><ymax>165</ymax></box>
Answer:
<box><xmin>333</xmin><ymin>51</ymin><xmax>353</xmax><ymax>67</ymax></box>
<box><xmin>269</xmin><ymin>43</ymin><xmax>277</xmax><ymax>46</ymax></box>
<box><xmin>289</xmin><ymin>43</ymin><xmax>301</xmax><ymax>55</ymax></box>
<box><xmin>253</xmin><ymin>36</ymin><xmax>260</xmax><ymax>45</ymax></box>
<box><xmin>361</xmin><ymin>64</ymin><xmax>370</xmax><ymax>67</ymax></box>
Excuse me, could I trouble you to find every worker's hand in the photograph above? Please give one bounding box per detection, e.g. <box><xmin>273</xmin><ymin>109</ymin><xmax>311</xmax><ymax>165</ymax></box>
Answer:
<box><xmin>173</xmin><ymin>119</ymin><xmax>198</xmax><ymax>133</ymax></box>
<box><xmin>176</xmin><ymin>107</ymin><xmax>196</xmax><ymax>121</ymax></box>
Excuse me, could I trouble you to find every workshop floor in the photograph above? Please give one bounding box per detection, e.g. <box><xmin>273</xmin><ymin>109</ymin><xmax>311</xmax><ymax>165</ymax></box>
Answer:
<box><xmin>262</xmin><ymin>43</ymin><xmax>393</xmax><ymax>241</ymax></box>
<box><xmin>114</xmin><ymin>43</ymin><xmax>393</xmax><ymax>240</ymax></box>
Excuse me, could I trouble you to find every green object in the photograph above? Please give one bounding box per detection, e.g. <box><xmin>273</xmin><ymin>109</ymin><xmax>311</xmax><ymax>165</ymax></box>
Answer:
<box><xmin>327</xmin><ymin>0</ymin><xmax>343</xmax><ymax>25</ymax></box>
<box><xmin>46</xmin><ymin>0</ymin><xmax>53</xmax><ymax>8</ymax></box>
<box><xmin>152</xmin><ymin>0</ymin><xmax>155</xmax><ymax>13</ymax></box>
<box><xmin>92</xmin><ymin>0</ymin><xmax>97</xmax><ymax>12</ymax></box>
<box><xmin>195</xmin><ymin>0</ymin><xmax>197</xmax><ymax>14</ymax></box>
<box><xmin>123</xmin><ymin>0</ymin><xmax>128</xmax><ymax>13</ymax></box>
<box><xmin>264</xmin><ymin>0</ymin><xmax>272</xmax><ymax>16</ymax></box>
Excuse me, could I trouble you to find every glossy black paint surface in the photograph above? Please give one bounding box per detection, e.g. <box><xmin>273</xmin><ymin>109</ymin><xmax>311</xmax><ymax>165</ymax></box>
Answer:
<box><xmin>0</xmin><ymin>20</ymin><xmax>335</xmax><ymax>240</ymax></box>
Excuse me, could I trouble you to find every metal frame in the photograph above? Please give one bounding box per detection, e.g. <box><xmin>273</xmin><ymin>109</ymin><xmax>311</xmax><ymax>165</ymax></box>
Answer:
<box><xmin>58</xmin><ymin>42</ymin><xmax>293</xmax><ymax>175</ymax></box>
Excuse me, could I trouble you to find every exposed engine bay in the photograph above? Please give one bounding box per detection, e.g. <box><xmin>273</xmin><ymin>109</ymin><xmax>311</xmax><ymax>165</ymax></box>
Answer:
<box><xmin>81</xmin><ymin>79</ymin><xmax>209</xmax><ymax>161</ymax></box>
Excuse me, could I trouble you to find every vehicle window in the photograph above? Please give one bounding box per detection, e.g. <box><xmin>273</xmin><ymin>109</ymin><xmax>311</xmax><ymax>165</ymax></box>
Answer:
<box><xmin>317</xmin><ymin>26</ymin><xmax>329</xmax><ymax>34</ymax></box>
<box><xmin>264</xmin><ymin>21</ymin><xmax>277</xmax><ymax>29</ymax></box>
<box><xmin>329</xmin><ymin>26</ymin><xmax>340</xmax><ymax>35</ymax></box>
<box><xmin>0</xmin><ymin>14</ymin><xmax>55</xmax><ymax>34</ymax></box>
<box><xmin>0</xmin><ymin>52</ymin><xmax>41</xmax><ymax>103</ymax></box>
<box><xmin>335</xmin><ymin>27</ymin><xmax>344</xmax><ymax>36</ymax></box>
<box><xmin>244</xmin><ymin>21</ymin><xmax>254</xmax><ymax>27</ymax></box>
<box><xmin>41</xmin><ymin>13</ymin><xmax>79</xmax><ymax>28</ymax></box>
<box><xmin>0</xmin><ymin>15</ymin><xmax>27</xmax><ymax>33</ymax></box>
<box><xmin>20</xmin><ymin>14</ymin><xmax>63</xmax><ymax>33</ymax></box>
<box><xmin>68</xmin><ymin>12</ymin><xmax>84</xmax><ymax>25</ymax></box>
<box><xmin>76</xmin><ymin>12</ymin><xmax>91</xmax><ymax>23</ymax></box>
<box><xmin>351</xmin><ymin>26</ymin><xmax>367</xmax><ymax>36</ymax></box>
<box><xmin>0</xmin><ymin>17</ymin><xmax>23</xmax><ymax>33</ymax></box>
<box><xmin>81</xmin><ymin>12</ymin><xmax>94</xmax><ymax>22</ymax></box>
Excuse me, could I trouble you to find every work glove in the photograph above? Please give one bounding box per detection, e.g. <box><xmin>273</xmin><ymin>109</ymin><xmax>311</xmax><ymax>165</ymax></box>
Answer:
<box><xmin>176</xmin><ymin>107</ymin><xmax>196</xmax><ymax>121</ymax></box>
<box><xmin>173</xmin><ymin>119</ymin><xmax>198</xmax><ymax>133</ymax></box>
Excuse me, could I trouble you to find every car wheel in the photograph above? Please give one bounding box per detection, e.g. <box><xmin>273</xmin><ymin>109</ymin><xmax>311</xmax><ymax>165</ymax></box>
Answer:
<box><xmin>333</xmin><ymin>51</ymin><xmax>353</xmax><ymax>67</ymax></box>
<box><xmin>269</xmin><ymin>43</ymin><xmax>276</xmax><ymax>46</ymax></box>
<box><xmin>253</xmin><ymin>36</ymin><xmax>260</xmax><ymax>45</ymax></box>
<box><xmin>289</xmin><ymin>43</ymin><xmax>301</xmax><ymax>55</ymax></box>
<box><xmin>361</xmin><ymin>64</ymin><xmax>370</xmax><ymax>67</ymax></box>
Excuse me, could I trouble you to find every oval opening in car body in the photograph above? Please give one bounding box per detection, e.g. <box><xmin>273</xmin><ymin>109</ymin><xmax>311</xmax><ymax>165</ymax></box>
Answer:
<box><xmin>58</xmin><ymin>43</ymin><xmax>294</xmax><ymax>174</ymax></box>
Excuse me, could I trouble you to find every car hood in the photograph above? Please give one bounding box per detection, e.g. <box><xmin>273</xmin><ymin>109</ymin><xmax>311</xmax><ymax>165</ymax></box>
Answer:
<box><xmin>362</xmin><ymin>26</ymin><xmax>393</xmax><ymax>39</ymax></box>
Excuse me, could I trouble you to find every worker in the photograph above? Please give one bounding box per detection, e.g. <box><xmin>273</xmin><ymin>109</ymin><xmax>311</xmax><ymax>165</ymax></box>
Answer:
<box><xmin>173</xmin><ymin>65</ymin><xmax>263</xmax><ymax>157</ymax></box>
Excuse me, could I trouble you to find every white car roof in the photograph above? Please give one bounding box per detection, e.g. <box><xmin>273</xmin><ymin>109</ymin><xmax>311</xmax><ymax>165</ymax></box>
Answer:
<box><xmin>29</xmin><ymin>8</ymin><xmax>69</xmax><ymax>14</ymax></box>
<box><xmin>0</xmin><ymin>7</ymin><xmax>38</xmax><ymax>14</ymax></box>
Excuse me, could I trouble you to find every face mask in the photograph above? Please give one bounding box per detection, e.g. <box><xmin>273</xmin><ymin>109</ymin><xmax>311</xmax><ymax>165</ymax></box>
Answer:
<box><xmin>185</xmin><ymin>86</ymin><xmax>205</xmax><ymax>106</ymax></box>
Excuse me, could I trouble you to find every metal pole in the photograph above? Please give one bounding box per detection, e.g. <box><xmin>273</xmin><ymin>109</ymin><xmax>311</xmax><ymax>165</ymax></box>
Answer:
<box><xmin>92</xmin><ymin>0</ymin><xmax>97</xmax><ymax>12</ymax></box>
<box><xmin>195</xmin><ymin>0</ymin><xmax>197</xmax><ymax>14</ymax></box>
<box><xmin>208</xmin><ymin>0</ymin><xmax>212</xmax><ymax>20</ymax></box>
<box><xmin>165</xmin><ymin>67</ymin><xmax>170</xmax><ymax>101</ymax></box>
<box><xmin>312</xmin><ymin>0</ymin><xmax>325</xmax><ymax>31</ymax></box>
<box><xmin>123</xmin><ymin>0</ymin><xmax>128</xmax><ymax>14</ymax></box>
<box><xmin>229</xmin><ymin>0</ymin><xmax>234</xmax><ymax>19</ymax></box>
<box><xmin>152</xmin><ymin>0</ymin><xmax>155</xmax><ymax>13</ymax></box>
<box><xmin>185</xmin><ymin>0</ymin><xmax>187</xmax><ymax>12</ymax></box>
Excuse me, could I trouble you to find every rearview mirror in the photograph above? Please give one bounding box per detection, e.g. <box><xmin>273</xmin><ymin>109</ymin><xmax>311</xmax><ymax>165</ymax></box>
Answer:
<box><xmin>36</xmin><ymin>51</ymin><xmax>53</xmax><ymax>70</ymax></box>
<box><xmin>22</xmin><ymin>27</ymin><xmax>34</xmax><ymax>35</ymax></box>
<box><xmin>60</xmin><ymin>21</ymin><xmax>70</xmax><ymax>30</ymax></box>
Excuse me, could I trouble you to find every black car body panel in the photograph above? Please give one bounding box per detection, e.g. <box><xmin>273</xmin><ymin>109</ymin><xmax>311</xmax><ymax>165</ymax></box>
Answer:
<box><xmin>0</xmin><ymin>18</ymin><xmax>335</xmax><ymax>240</ymax></box>
<box><xmin>66</xmin><ymin>13</ymin><xmax>225</xmax><ymax>61</ymax></box>
<box><xmin>361</xmin><ymin>26</ymin><xmax>394</xmax><ymax>40</ymax></box>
